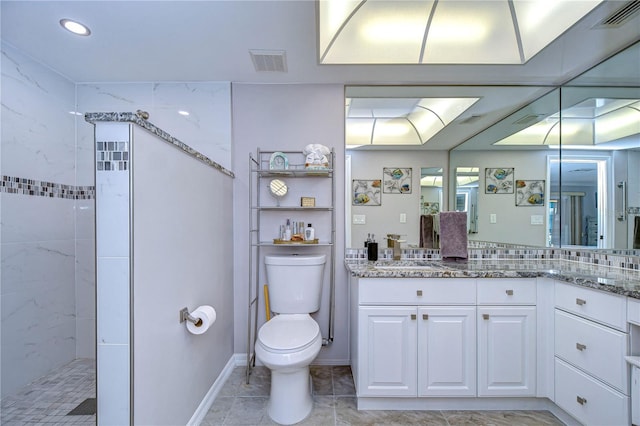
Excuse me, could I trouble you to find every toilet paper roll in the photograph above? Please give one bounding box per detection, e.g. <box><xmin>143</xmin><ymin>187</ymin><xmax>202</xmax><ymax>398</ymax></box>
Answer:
<box><xmin>186</xmin><ymin>305</ymin><xmax>217</xmax><ymax>335</ymax></box>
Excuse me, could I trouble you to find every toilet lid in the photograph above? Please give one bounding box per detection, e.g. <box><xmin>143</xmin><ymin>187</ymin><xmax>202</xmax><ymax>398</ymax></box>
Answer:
<box><xmin>258</xmin><ymin>315</ymin><xmax>320</xmax><ymax>352</ymax></box>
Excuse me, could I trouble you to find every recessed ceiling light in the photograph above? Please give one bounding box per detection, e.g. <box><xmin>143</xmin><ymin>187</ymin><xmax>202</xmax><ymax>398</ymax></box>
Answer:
<box><xmin>178</xmin><ymin>110</ymin><xmax>190</xmax><ymax>116</ymax></box>
<box><xmin>60</xmin><ymin>19</ymin><xmax>91</xmax><ymax>36</ymax></box>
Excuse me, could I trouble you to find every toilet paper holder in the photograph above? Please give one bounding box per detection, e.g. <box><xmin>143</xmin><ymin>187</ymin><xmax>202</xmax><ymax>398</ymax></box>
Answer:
<box><xmin>179</xmin><ymin>307</ymin><xmax>203</xmax><ymax>327</ymax></box>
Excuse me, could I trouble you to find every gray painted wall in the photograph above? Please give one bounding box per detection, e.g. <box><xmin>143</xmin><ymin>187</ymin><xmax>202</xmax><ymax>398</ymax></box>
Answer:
<box><xmin>232</xmin><ymin>83</ymin><xmax>349</xmax><ymax>364</ymax></box>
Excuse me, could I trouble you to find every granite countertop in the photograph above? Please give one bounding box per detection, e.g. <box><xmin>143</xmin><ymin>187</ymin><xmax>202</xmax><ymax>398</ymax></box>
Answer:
<box><xmin>345</xmin><ymin>259</ymin><xmax>640</xmax><ymax>299</ymax></box>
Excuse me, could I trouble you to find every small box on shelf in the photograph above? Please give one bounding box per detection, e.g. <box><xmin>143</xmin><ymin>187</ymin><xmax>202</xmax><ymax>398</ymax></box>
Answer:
<box><xmin>301</xmin><ymin>197</ymin><xmax>316</xmax><ymax>207</ymax></box>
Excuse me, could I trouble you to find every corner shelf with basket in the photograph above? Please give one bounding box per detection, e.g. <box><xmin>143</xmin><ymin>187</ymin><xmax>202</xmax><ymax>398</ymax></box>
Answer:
<box><xmin>246</xmin><ymin>148</ymin><xmax>336</xmax><ymax>382</ymax></box>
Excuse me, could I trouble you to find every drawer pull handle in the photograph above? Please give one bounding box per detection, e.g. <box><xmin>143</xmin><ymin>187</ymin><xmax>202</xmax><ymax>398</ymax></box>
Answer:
<box><xmin>506</xmin><ymin>289</ymin><xmax>514</xmax><ymax>296</ymax></box>
<box><xmin>576</xmin><ymin>298</ymin><xmax>587</xmax><ymax>306</ymax></box>
<box><xmin>423</xmin><ymin>314</ymin><xmax>429</xmax><ymax>320</ymax></box>
<box><xmin>483</xmin><ymin>314</ymin><xmax>490</xmax><ymax>320</ymax></box>
<box><xmin>411</xmin><ymin>314</ymin><xmax>417</xmax><ymax>320</ymax></box>
<box><xmin>417</xmin><ymin>290</ymin><xmax>423</xmax><ymax>296</ymax></box>
<box><xmin>576</xmin><ymin>343</ymin><xmax>587</xmax><ymax>351</ymax></box>
<box><xmin>576</xmin><ymin>396</ymin><xmax>587</xmax><ymax>405</ymax></box>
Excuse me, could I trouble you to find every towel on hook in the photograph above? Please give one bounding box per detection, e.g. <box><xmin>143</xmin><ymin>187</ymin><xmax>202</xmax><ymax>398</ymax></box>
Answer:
<box><xmin>420</xmin><ymin>215</ymin><xmax>434</xmax><ymax>248</ymax></box>
<box><xmin>634</xmin><ymin>216</ymin><xmax>640</xmax><ymax>249</ymax></box>
<box><xmin>439</xmin><ymin>211</ymin><xmax>468</xmax><ymax>259</ymax></box>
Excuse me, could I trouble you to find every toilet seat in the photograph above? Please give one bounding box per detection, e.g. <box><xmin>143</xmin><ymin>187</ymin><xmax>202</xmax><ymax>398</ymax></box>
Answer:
<box><xmin>258</xmin><ymin>314</ymin><xmax>320</xmax><ymax>354</ymax></box>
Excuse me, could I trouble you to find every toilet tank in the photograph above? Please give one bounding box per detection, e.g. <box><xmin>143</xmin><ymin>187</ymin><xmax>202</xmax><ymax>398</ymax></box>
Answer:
<box><xmin>265</xmin><ymin>254</ymin><xmax>326</xmax><ymax>314</ymax></box>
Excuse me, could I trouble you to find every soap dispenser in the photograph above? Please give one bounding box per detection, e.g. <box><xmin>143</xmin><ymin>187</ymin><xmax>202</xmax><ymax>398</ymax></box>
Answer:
<box><xmin>305</xmin><ymin>223</ymin><xmax>315</xmax><ymax>241</ymax></box>
<box><xmin>367</xmin><ymin>234</ymin><xmax>378</xmax><ymax>261</ymax></box>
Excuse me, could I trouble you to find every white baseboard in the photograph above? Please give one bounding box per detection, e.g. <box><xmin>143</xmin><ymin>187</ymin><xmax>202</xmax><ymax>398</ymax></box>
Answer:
<box><xmin>187</xmin><ymin>353</ymin><xmax>245</xmax><ymax>425</ymax></box>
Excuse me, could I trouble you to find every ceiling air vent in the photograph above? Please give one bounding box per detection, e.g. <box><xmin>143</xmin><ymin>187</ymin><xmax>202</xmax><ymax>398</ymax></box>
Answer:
<box><xmin>249</xmin><ymin>50</ymin><xmax>288</xmax><ymax>72</ymax></box>
<box><xmin>458</xmin><ymin>114</ymin><xmax>483</xmax><ymax>124</ymax></box>
<box><xmin>594</xmin><ymin>0</ymin><xmax>640</xmax><ymax>28</ymax></box>
<box><xmin>513</xmin><ymin>114</ymin><xmax>547</xmax><ymax>125</ymax></box>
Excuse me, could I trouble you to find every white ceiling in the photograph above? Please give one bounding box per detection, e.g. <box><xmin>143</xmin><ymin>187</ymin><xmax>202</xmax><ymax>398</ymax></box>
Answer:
<box><xmin>1</xmin><ymin>0</ymin><xmax>639</xmax><ymax>85</ymax></box>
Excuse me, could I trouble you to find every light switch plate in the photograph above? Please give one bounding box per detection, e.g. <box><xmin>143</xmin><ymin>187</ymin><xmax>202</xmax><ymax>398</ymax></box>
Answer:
<box><xmin>353</xmin><ymin>214</ymin><xmax>366</xmax><ymax>225</ymax></box>
<box><xmin>531</xmin><ymin>215</ymin><xmax>544</xmax><ymax>225</ymax></box>
<box><xmin>490</xmin><ymin>214</ymin><xmax>497</xmax><ymax>224</ymax></box>
<box><xmin>400</xmin><ymin>213</ymin><xmax>407</xmax><ymax>223</ymax></box>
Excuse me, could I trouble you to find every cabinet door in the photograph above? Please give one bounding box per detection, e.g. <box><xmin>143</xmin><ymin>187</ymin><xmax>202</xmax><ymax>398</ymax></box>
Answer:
<box><xmin>478</xmin><ymin>306</ymin><xmax>536</xmax><ymax>396</ymax></box>
<box><xmin>357</xmin><ymin>306</ymin><xmax>417</xmax><ymax>396</ymax></box>
<box><xmin>417</xmin><ymin>306</ymin><xmax>476</xmax><ymax>396</ymax></box>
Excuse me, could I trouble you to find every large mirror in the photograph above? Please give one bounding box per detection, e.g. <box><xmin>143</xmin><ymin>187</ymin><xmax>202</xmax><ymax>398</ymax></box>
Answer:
<box><xmin>346</xmin><ymin>40</ymin><xmax>640</xmax><ymax>250</ymax></box>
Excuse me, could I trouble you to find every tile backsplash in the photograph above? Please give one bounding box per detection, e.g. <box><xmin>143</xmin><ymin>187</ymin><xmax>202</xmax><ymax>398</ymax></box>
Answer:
<box><xmin>346</xmin><ymin>245</ymin><xmax>640</xmax><ymax>271</ymax></box>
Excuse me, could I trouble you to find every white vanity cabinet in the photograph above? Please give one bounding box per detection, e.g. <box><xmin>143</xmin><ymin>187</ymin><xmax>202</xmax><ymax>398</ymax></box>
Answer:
<box><xmin>417</xmin><ymin>306</ymin><xmax>477</xmax><ymax>396</ymax></box>
<box><xmin>553</xmin><ymin>281</ymin><xmax>630</xmax><ymax>426</ymax></box>
<box><xmin>477</xmin><ymin>279</ymin><xmax>537</xmax><ymax>397</ymax></box>
<box><xmin>357</xmin><ymin>306</ymin><xmax>418</xmax><ymax>396</ymax></box>
<box><xmin>354</xmin><ymin>278</ymin><xmax>476</xmax><ymax>398</ymax></box>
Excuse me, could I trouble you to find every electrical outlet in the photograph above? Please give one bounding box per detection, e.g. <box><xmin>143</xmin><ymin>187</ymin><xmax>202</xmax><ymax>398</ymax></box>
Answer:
<box><xmin>490</xmin><ymin>213</ymin><xmax>497</xmax><ymax>224</ymax></box>
<box><xmin>353</xmin><ymin>214</ymin><xmax>366</xmax><ymax>225</ymax></box>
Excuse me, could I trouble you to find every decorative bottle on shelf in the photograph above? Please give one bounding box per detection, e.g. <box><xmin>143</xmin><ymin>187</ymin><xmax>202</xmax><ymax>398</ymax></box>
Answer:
<box><xmin>305</xmin><ymin>224</ymin><xmax>315</xmax><ymax>241</ymax></box>
<box><xmin>284</xmin><ymin>219</ymin><xmax>292</xmax><ymax>241</ymax></box>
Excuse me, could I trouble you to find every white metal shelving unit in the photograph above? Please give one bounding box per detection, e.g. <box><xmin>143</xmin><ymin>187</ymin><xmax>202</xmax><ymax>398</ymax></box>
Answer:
<box><xmin>246</xmin><ymin>148</ymin><xmax>336</xmax><ymax>382</ymax></box>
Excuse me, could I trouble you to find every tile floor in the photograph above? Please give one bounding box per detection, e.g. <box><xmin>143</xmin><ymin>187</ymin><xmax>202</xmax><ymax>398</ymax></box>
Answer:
<box><xmin>0</xmin><ymin>361</ymin><xmax>566</xmax><ymax>425</ymax></box>
<box><xmin>202</xmin><ymin>365</ymin><xmax>565</xmax><ymax>425</ymax></box>
<box><xmin>0</xmin><ymin>358</ymin><xmax>96</xmax><ymax>425</ymax></box>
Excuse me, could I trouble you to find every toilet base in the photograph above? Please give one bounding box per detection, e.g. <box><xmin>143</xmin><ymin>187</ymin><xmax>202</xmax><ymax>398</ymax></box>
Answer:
<box><xmin>267</xmin><ymin>366</ymin><xmax>313</xmax><ymax>425</ymax></box>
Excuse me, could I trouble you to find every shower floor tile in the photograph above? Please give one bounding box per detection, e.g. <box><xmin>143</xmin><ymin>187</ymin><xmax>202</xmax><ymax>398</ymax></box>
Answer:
<box><xmin>0</xmin><ymin>358</ymin><xmax>95</xmax><ymax>425</ymax></box>
<box><xmin>203</xmin><ymin>365</ymin><xmax>566</xmax><ymax>426</ymax></box>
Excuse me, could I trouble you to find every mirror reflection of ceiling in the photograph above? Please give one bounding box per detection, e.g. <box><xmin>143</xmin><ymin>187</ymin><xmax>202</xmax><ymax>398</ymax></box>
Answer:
<box><xmin>345</xmin><ymin>86</ymin><xmax>553</xmax><ymax>151</ymax></box>
<box><xmin>421</xmin><ymin>167</ymin><xmax>443</xmax><ymax>187</ymax></box>
<box><xmin>319</xmin><ymin>0</ymin><xmax>603</xmax><ymax>64</ymax></box>
<box><xmin>345</xmin><ymin>97</ymin><xmax>479</xmax><ymax>146</ymax></box>
<box><xmin>455</xmin><ymin>167</ymin><xmax>480</xmax><ymax>187</ymax></box>
<box><xmin>493</xmin><ymin>98</ymin><xmax>640</xmax><ymax>148</ymax></box>
<box><xmin>455</xmin><ymin>41</ymin><xmax>640</xmax><ymax>151</ymax></box>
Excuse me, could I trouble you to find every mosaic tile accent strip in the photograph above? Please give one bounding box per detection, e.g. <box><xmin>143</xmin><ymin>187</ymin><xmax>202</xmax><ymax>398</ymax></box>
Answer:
<box><xmin>85</xmin><ymin>111</ymin><xmax>235</xmax><ymax>178</ymax></box>
<box><xmin>97</xmin><ymin>140</ymin><xmax>129</xmax><ymax>171</ymax></box>
<box><xmin>346</xmin><ymin>245</ymin><xmax>640</xmax><ymax>271</ymax></box>
<box><xmin>1</xmin><ymin>175</ymin><xmax>95</xmax><ymax>199</ymax></box>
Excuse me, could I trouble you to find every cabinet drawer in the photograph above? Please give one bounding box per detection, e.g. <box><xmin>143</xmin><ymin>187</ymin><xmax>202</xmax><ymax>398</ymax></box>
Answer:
<box><xmin>555</xmin><ymin>309</ymin><xmax>628</xmax><ymax>393</ymax></box>
<box><xmin>628</xmin><ymin>297</ymin><xmax>640</xmax><ymax>326</ymax></box>
<box><xmin>359</xmin><ymin>278</ymin><xmax>475</xmax><ymax>305</ymax></box>
<box><xmin>555</xmin><ymin>358</ymin><xmax>629</xmax><ymax>426</ymax></box>
<box><xmin>477</xmin><ymin>278</ymin><xmax>536</xmax><ymax>305</ymax></box>
<box><xmin>555</xmin><ymin>282</ymin><xmax>627</xmax><ymax>331</ymax></box>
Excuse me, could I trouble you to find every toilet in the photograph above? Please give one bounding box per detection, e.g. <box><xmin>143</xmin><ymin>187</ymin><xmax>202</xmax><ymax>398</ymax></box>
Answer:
<box><xmin>255</xmin><ymin>254</ymin><xmax>326</xmax><ymax>425</ymax></box>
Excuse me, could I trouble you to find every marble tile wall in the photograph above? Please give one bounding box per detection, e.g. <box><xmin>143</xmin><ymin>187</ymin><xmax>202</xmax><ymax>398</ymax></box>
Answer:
<box><xmin>76</xmin><ymin>81</ymin><xmax>232</xmax><ymax>172</ymax></box>
<box><xmin>1</xmin><ymin>42</ymin><xmax>80</xmax><ymax>397</ymax></box>
<box><xmin>94</xmin><ymin>122</ymin><xmax>132</xmax><ymax>425</ymax></box>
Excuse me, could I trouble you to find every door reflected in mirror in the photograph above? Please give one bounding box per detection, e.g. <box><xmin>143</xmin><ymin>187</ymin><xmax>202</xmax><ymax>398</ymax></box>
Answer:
<box><xmin>548</xmin><ymin>156</ymin><xmax>609</xmax><ymax>248</ymax></box>
<box><xmin>455</xmin><ymin>167</ymin><xmax>479</xmax><ymax>234</ymax></box>
<box><xmin>420</xmin><ymin>167</ymin><xmax>443</xmax><ymax>215</ymax></box>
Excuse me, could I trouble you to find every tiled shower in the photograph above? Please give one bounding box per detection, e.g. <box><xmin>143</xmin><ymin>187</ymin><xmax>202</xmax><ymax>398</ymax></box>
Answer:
<box><xmin>1</xmin><ymin>40</ymin><xmax>233</xmax><ymax>423</ymax></box>
<box><xmin>1</xmin><ymin>42</ymin><xmax>96</xmax><ymax>398</ymax></box>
